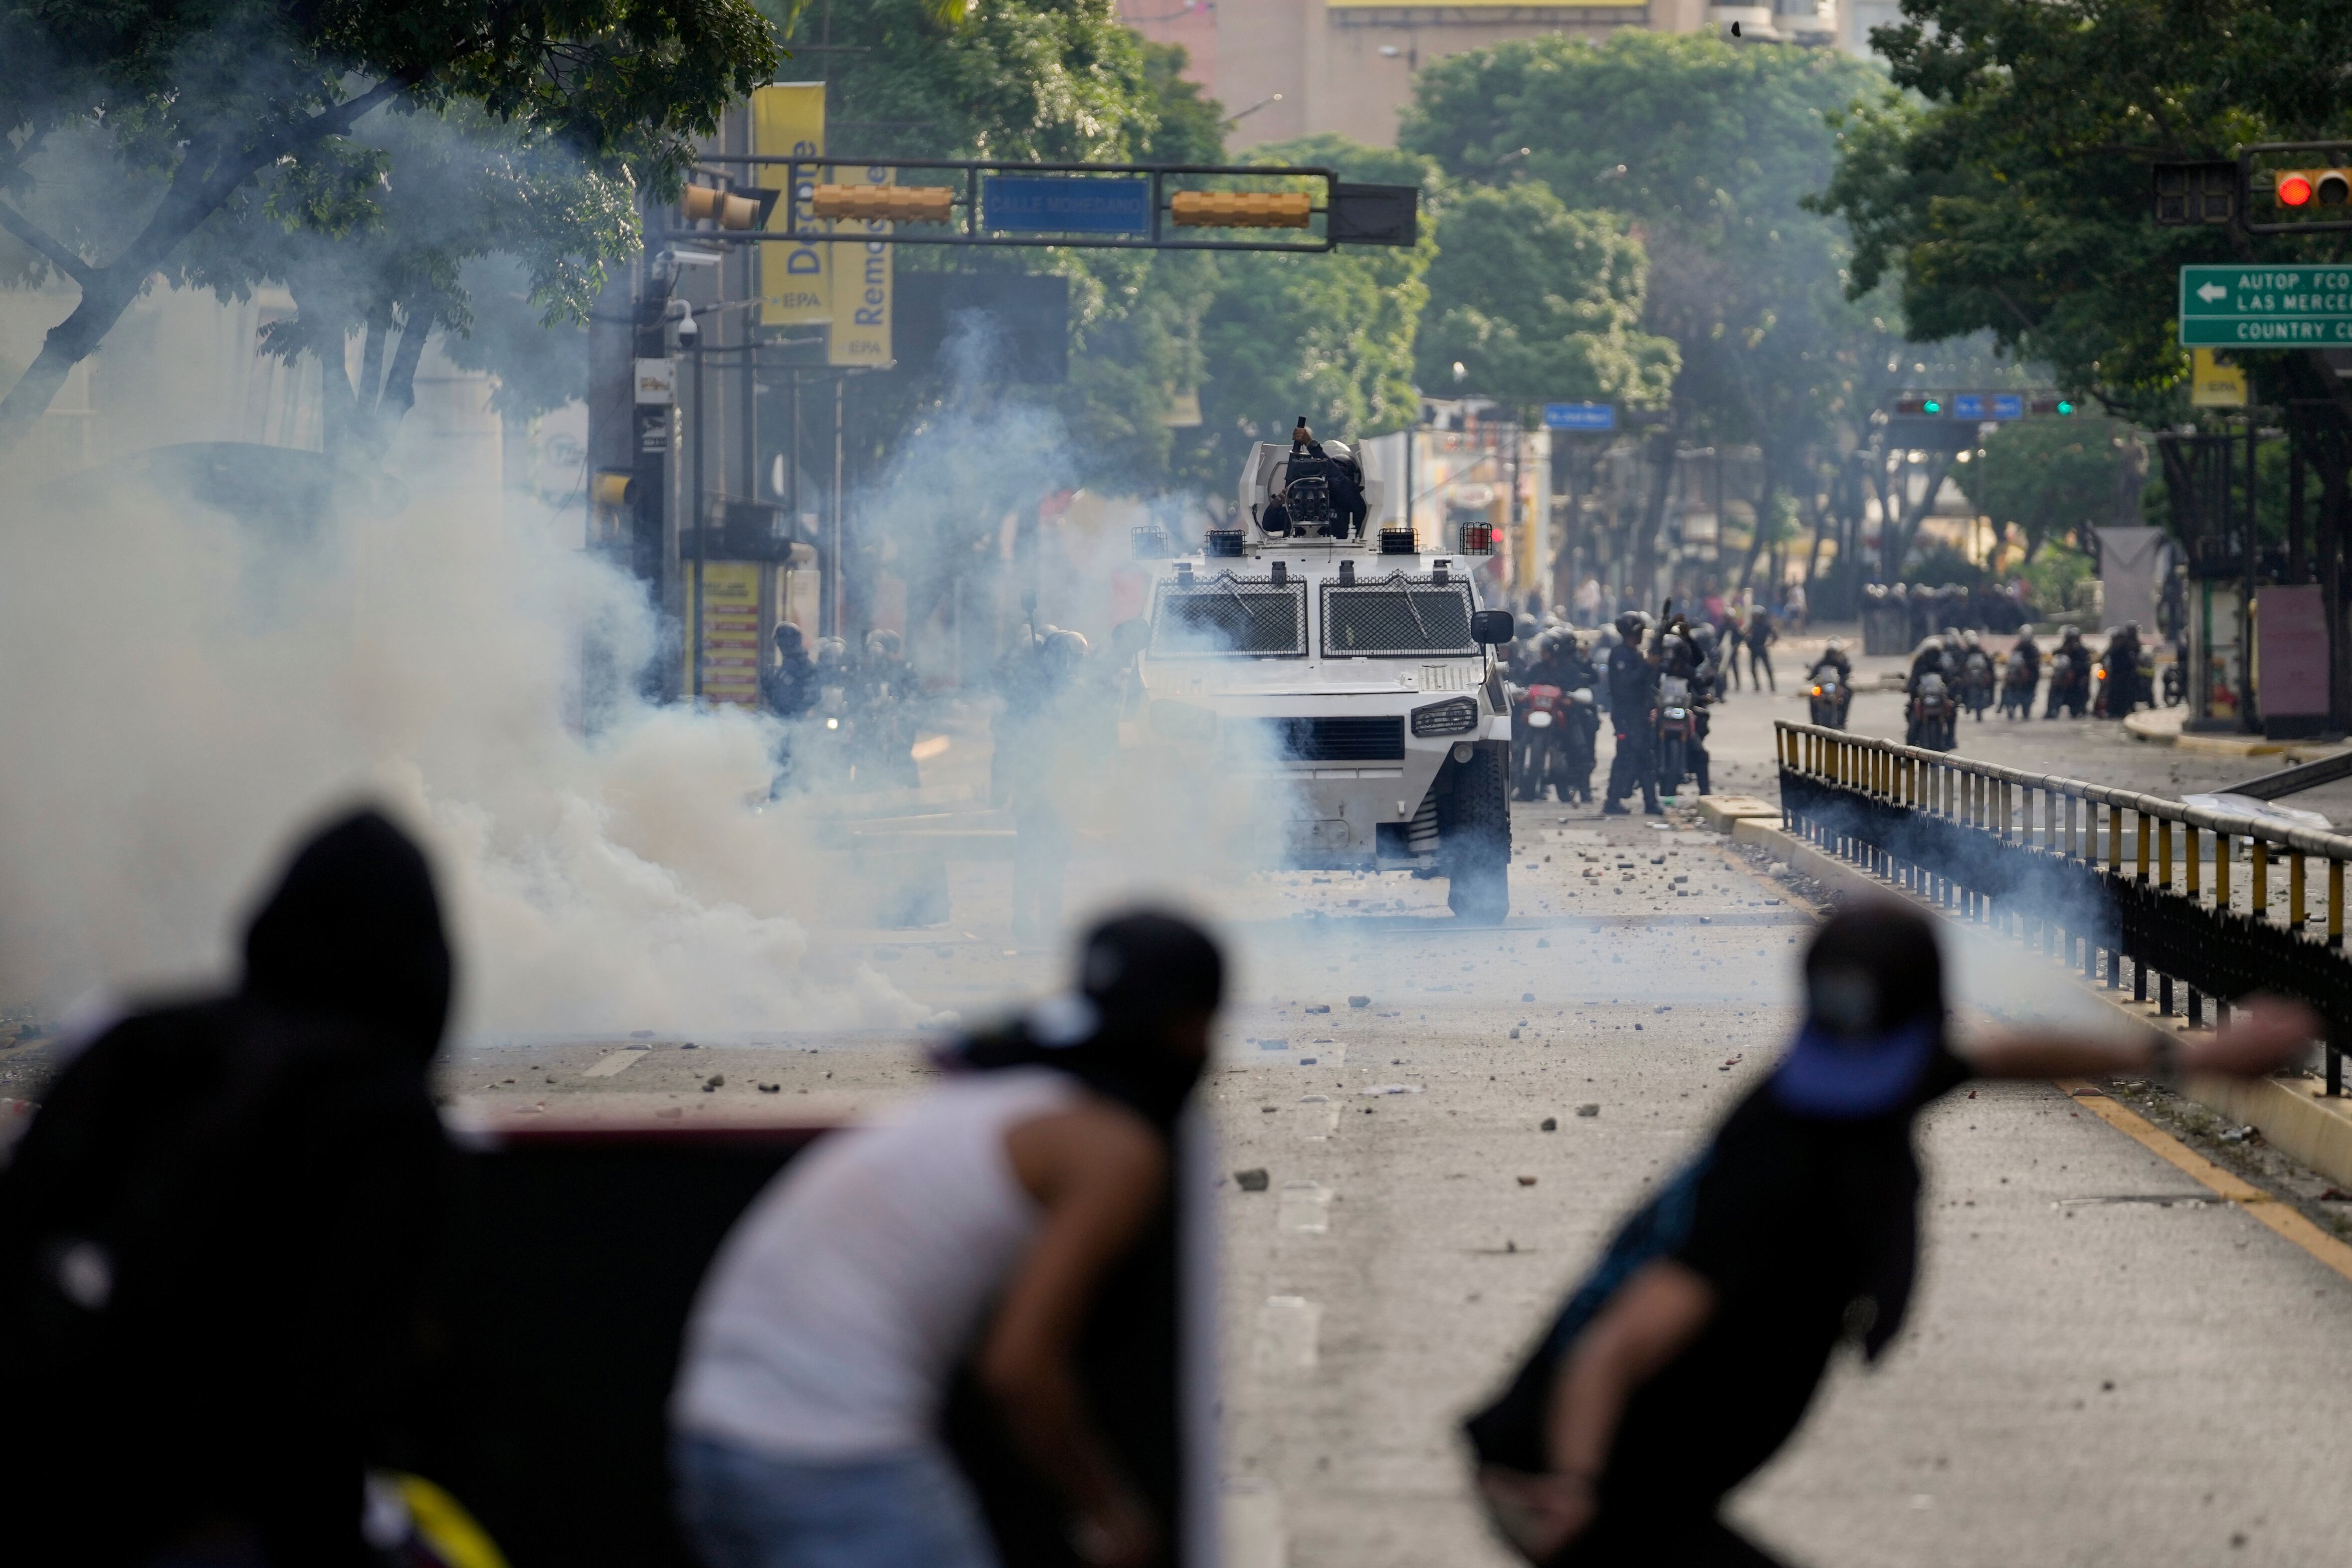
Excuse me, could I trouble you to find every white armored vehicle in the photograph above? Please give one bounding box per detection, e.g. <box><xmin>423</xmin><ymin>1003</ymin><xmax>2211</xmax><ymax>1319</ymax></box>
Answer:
<box><xmin>1127</xmin><ymin>429</ymin><xmax>1516</xmax><ymax>920</ymax></box>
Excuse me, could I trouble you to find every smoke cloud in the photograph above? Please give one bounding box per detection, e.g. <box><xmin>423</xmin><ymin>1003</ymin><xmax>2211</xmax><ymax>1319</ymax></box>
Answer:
<box><xmin>0</xmin><ymin>449</ymin><xmax>931</xmax><ymax>1039</ymax></box>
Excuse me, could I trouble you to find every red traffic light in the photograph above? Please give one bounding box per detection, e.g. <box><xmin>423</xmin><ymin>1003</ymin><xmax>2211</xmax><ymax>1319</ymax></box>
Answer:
<box><xmin>2280</xmin><ymin>172</ymin><xmax>2314</xmax><ymax>207</ymax></box>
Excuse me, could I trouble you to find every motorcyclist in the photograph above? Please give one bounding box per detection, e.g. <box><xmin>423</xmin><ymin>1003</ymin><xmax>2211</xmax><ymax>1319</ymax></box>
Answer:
<box><xmin>1906</xmin><ymin>635</ymin><xmax>1952</xmax><ymax>696</ymax></box>
<box><xmin>1957</xmin><ymin>629</ymin><xmax>1995</xmax><ymax>719</ymax></box>
<box><xmin>1663</xmin><ymin>619</ymin><xmax>1717</xmax><ymax>796</ymax></box>
<box><xmin>2009</xmin><ymin>630</ymin><xmax>2042</xmax><ymax>688</ymax></box>
<box><xmin>2100</xmin><ymin>622</ymin><xmax>2146</xmax><ymax>717</ymax></box>
<box><xmin>1516</xmin><ymin>631</ymin><xmax>1600</xmax><ymax>804</ymax></box>
<box><xmin>2046</xmin><ymin>626</ymin><xmax>2090</xmax><ymax>719</ymax></box>
<box><xmin>1806</xmin><ymin>638</ymin><xmax>1853</xmax><ymax>728</ymax></box>
<box><xmin>1905</xmin><ymin>636</ymin><xmax>1955</xmax><ymax>749</ymax></box>
<box><xmin>1602</xmin><ymin>612</ymin><xmax>1663</xmax><ymax>818</ymax></box>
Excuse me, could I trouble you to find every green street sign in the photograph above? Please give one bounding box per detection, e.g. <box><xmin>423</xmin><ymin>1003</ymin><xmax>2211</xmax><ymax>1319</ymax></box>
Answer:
<box><xmin>2179</xmin><ymin>264</ymin><xmax>2352</xmax><ymax>346</ymax></box>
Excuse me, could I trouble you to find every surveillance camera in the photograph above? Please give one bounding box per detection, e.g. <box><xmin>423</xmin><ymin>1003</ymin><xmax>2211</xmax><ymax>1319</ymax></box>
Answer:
<box><xmin>675</xmin><ymin>313</ymin><xmax>700</xmax><ymax>346</ymax></box>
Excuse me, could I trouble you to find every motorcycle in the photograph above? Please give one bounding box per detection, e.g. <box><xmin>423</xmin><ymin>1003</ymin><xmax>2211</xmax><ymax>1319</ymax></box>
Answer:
<box><xmin>2045</xmin><ymin>650</ymin><xmax>2089</xmax><ymax>718</ymax></box>
<box><xmin>1959</xmin><ymin>649</ymin><xmax>1995</xmax><ymax>721</ymax></box>
<box><xmin>1806</xmin><ymin>667</ymin><xmax>1849</xmax><ymax>730</ymax></box>
<box><xmin>1656</xmin><ymin>674</ymin><xmax>1700</xmax><ymax>796</ymax></box>
<box><xmin>2161</xmin><ymin>648</ymin><xmax>2186</xmax><ymax>707</ymax></box>
<box><xmin>1998</xmin><ymin>657</ymin><xmax>2036</xmax><ymax>719</ymax></box>
<box><xmin>1514</xmin><ymin>684</ymin><xmax>1599</xmax><ymax>804</ymax></box>
<box><xmin>1906</xmin><ymin>672</ymin><xmax>1957</xmax><ymax>751</ymax></box>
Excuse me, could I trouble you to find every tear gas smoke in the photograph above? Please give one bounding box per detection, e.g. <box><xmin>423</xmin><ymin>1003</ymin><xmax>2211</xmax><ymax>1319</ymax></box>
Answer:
<box><xmin>0</xmin><ymin>457</ymin><xmax>930</xmax><ymax>1038</ymax></box>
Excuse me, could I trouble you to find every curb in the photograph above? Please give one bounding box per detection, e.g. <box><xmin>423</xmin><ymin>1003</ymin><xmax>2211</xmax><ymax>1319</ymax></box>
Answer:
<box><xmin>1731</xmin><ymin>816</ymin><xmax>2352</xmax><ymax>1194</ymax></box>
<box><xmin>2123</xmin><ymin>708</ymin><xmax>2184</xmax><ymax>745</ymax></box>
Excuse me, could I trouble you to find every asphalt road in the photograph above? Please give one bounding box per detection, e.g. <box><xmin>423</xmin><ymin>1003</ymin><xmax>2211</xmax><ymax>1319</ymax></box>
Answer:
<box><xmin>15</xmin><ymin>640</ymin><xmax>2347</xmax><ymax>1567</ymax></box>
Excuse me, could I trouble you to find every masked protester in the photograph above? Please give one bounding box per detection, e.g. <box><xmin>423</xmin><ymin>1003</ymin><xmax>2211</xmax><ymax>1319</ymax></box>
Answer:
<box><xmin>1463</xmin><ymin>901</ymin><xmax>2314</xmax><ymax>1568</ymax></box>
<box><xmin>0</xmin><ymin>810</ymin><xmax>457</xmax><ymax>1568</ymax></box>
<box><xmin>673</xmin><ymin>911</ymin><xmax>1225</xmax><ymax>1568</ymax></box>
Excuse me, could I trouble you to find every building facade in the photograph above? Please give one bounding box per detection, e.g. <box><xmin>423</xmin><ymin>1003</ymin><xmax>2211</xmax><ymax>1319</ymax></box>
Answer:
<box><xmin>1122</xmin><ymin>0</ymin><xmax>1851</xmax><ymax>151</ymax></box>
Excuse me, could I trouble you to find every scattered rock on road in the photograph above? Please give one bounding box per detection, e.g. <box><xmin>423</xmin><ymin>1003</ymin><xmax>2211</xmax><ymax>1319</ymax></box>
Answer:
<box><xmin>1236</xmin><ymin>1168</ymin><xmax>1271</xmax><ymax>1192</ymax></box>
<box><xmin>1577</xmin><ymin>1103</ymin><xmax>1600</xmax><ymax>1118</ymax></box>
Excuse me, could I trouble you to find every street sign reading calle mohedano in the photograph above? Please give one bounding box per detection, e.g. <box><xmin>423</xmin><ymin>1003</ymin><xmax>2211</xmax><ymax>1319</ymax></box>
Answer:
<box><xmin>2179</xmin><ymin>264</ymin><xmax>2352</xmax><ymax>346</ymax></box>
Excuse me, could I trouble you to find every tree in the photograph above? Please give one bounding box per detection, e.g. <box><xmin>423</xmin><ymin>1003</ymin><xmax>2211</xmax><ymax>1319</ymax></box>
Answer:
<box><xmin>1950</xmin><ymin>416</ymin><xmax>2123</xmax><ymax>563</ymax></box>
<box><xmin>1402</xmin><ymin>32</ymin><xmax>1893</xmax><ymax>594</ymax></box>
<box><xmin>1814</xmin><ymin>0</ymin><xmax>2352</xmax><ymax>717</ymax></box>
<box><xmin>1413</xmin><ymin>180</ymin><xmax>1676</xmax><ymax>412</ymax></box>
<box><xmin>0</xmin><ymin>0</ymin><xmax>778</xmax><ymax>455</ymax></box>
<box><xmin>1183</xmin><ymin>134</ymin><xmax>1436</xmax><ymax>494</ymax></box>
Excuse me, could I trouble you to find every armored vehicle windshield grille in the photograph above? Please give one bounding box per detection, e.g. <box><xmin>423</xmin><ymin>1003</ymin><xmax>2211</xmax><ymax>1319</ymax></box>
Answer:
<box><xmin>1320</xmin><ymin>577</ymin><xmax>1478</xmax><ymax>657</ymax></box>
<box><xmin>1150</xmin><ymin>574</ymin><xmax>1306</xmax><ymax>657</ymax></box>
<box><xmin>1231</xmin><ymin>715</ymin><xmax>1407</xmax><ymax>763</ymax></box>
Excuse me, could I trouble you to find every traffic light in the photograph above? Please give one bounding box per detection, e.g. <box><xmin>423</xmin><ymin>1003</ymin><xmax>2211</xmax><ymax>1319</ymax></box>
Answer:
<box><xmin>809</xmin><ymin>184</ymin><xmax>956</xmax><ymax>224</ymax></box>
<box><xmin>2027</xmin><ymin>394</ymin><xmax>2078</xmax><ymax>417</ymax></box>
<box><xmin>1894</xmin><ymin>394</ymin><xmax>1944</xmax><ymax>416</ymax></box>
<box><xmin>2151</xmin><ymin>160</ymin><xmax>2236</xmax><ymax>226</ymax></box>
<box><xmin>680</xmin><ymin>181</ymin><xmax>780</xmax><ymax>231</ymax></box>
<box><xmin>2272</xmin><ymin>168</ymin><xmax>2351</xmax><ymax>209</ymax></box>
<box><xmin>1169</xmin><ymin>190</ymin><xmax>1314</xmax><ymax>229</ymax></box>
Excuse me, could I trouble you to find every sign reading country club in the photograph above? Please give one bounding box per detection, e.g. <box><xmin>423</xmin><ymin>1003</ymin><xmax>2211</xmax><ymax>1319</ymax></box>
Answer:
<box><xmin>2179</xmin><ymin>265</ymin><xmax>2352</xmax><ymax>346</ymax></box>
<box><xmin>983</xmin><ymin>176</ymin><xmax>1153</xmax><ymax>236</ymax></box>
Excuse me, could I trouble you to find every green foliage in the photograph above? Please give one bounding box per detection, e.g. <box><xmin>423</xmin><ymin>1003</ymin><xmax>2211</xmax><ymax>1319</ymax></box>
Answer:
<box><xmin>1401</xmin><ymin>31</ymin><xmax>1891</xmax><ymax>459</ymax></box>
<box><xmin>1413</xmin><ymin>180</ymin><xmax>1676</xmax><ymax>412</ymax></box>
<box><xmin>1182</xmin><ymin>133</ymin><xmax>1436</xmax><ymax>490</ymax></box>
<box><xmin>1816</xmin><ymin>0</ymin><xmax>2352</xmax><ymax>422</ymax></box>
<box><xmin>0</xmin><ymin>0</ymin><xmax>779</xmax><ymax>449</ymax></box>
<box><xmin>1949</xmin><ymin>416</ymin><xmax>2123</xmax><ymax>559</ymax></box>
<box><xmin>2017</xmin><ymin>539</ymin><xmax>2094</xmax><ymax>610</ymax></box>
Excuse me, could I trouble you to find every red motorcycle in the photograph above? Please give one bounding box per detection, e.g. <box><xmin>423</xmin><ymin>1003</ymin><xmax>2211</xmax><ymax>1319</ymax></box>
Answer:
<box><xmin>1514</xmin><ymin>683</ymin><xmax>1598</xmax><ymax>804</ymax></box>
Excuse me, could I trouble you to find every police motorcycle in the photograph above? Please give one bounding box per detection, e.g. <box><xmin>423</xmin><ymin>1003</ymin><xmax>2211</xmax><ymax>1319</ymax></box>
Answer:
<box><xmin>1806</xmin><ymin>661</ymin><xmax>1850</xmax><ymax>729</ymax></box>
<box><xmin>1998</xmin><ymin>651</ymin><xmax>2037</xmax><ymax>719</ymax></box>
<box><xmin>1906</xmin><ymin>671</ymin><xmax>1957</xmax><ymax>751</ymax></box>
<box><xmin>801</xmin><ymin>636</ymin><xmax>858</xmax><ymax>789</ymax></box>
<box><xmin>1957</xmin><ymin>633</ymin><xmax>1996</xmax><ymax>722</ymax></box>
<box><xmin>1655</xmin><ymin>629</ymin><xmax>1705</xmax><ymax>797</ymax></box>
<box><xmin>2045</xmin><ymin>634</ymin><xmax>2091</xmax><ymax>718</ymax></box>
<box><xmin>2161</xmin><ymin>629</ymin><xmax>2187</xmax><ymax>707</ymax></box>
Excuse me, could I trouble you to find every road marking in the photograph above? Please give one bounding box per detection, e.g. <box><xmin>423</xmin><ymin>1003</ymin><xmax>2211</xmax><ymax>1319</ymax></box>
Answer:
<box><xmin>1255</xmin><ymin>1295</ymin><xmax>1321</xmax><ymax>1371</ymax></box>
<box><xmin>1277</xmin><ymin>1182</ymin><xmax>1332</xmax><ymax>1233</ymax></box>
<box><xmin>2057</xmin><ymin>1078</ymin><xmax>2352</xmax><ymax>1285</ymax></box>
<box><xmin>583</xmin><ymin>1049</ymin><xmax>648</xmax><ymax>1078</ymax></box>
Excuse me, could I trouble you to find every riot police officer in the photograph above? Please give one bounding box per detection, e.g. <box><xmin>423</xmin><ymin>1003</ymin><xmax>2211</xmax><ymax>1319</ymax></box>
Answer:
<box><xmin>852</xmin><ymin>628</ymin><xmax>920</xmax><ymax>788</ymax></box>
<box><xmin>1602</xmin><ymin>612</ymin><xmax>1663</xmax><ymax>817</ymax></box>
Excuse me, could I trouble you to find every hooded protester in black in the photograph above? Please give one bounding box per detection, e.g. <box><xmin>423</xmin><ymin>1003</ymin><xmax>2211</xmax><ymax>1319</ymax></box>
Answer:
<box><xmin>1465</xmin><ymin>905</ymin><xmax>1966</xmax><ymax>1563</ymax></box>
<box><xmin>950</xmin><ymin>910</ymin><xmax>1223</xmax><ymax>1131</ymax></box>
<box><xmin>0</xmin><ymin>808</ymin><xmax>456</xmax><ymax>1568</ymax></box>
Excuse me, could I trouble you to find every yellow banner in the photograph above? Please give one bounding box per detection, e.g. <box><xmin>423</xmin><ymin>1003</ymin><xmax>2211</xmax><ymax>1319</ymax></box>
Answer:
<box><xmin>693</xmin><ymin>560</ymin><xmax>765</xmax><ymax>706</ymax></box>
<box><xmin>752</xmin><ymin>84</ymin><xmax>828</xmax><ymax>327</ymax></box>
<box><xmin>829</xmin><ymin>165</ymin><xmax>895</xmax><ymax>368</ymax></box>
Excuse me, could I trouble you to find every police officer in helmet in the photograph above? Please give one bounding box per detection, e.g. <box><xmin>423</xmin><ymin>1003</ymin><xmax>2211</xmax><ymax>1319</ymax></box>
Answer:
<box><xmin>1602</xmin><ymin>612</ymin><xmax>1663</xmax><ymax>817</ymax></box>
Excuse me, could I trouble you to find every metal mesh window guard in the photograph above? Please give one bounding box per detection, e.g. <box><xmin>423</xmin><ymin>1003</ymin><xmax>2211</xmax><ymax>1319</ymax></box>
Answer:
<box><xmin>1150</xmin><ymin>575</ymin><xmax>1307</xmax><ymax>657</ymax></box>
<box><xmin>1320</xmin><ymin>577</ymin><xmax>1477</xmax><ymax>657</ymax></box>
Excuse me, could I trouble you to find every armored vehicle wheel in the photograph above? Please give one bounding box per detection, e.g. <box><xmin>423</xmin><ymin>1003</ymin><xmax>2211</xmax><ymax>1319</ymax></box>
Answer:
<box><xmin>1442</xmin><ymin>744</ymin><xmax>1510</xmax><ymax>923</ymax></box>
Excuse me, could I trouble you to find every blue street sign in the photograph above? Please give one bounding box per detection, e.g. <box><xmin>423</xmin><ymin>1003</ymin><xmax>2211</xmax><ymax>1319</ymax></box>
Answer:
<box><xmin>1542</xmin><ymin>402</ymin><xmax>1616</xmax><ymax>431</ymax></box>
<box><xmin>1991</xmin><ymin>393</ymin><xmax>2024</xmax><ymax>420</ymax></box>
<box><xmin>982</xmin><ymin>176</ymin><xmax>1152</xmax><ymax>235</ymax></box>
<box><xmin>1951</xmin><ymin>393</ymin><xmax>1986</xmax><ymax>420</ymax></box>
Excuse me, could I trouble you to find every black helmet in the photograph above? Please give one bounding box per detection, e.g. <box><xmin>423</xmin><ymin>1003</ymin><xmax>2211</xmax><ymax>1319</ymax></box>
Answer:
<box><xmin>1614</xmin><ymin>611</ymin><xmax>1645</xmax><ymax>642</ymax></box>
<box><xmin>773</xmin><ymin>623</ymin><xmax>806</xmax><ymax>654</ymax></box>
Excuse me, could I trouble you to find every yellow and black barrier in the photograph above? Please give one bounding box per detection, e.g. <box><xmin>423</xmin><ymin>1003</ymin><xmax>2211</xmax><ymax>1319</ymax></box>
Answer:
<box><xmin>1775</xmin><ymin>720</ymin><xmax>2352</xmax><ymax>1091</ymax></box>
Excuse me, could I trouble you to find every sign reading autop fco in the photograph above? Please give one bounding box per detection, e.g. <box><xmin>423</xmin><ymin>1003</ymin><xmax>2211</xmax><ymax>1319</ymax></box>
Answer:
<box><xmin>2179</xmin><ymin>265</ymin><xmax>2352</xmax><ymax>346</ymax></box>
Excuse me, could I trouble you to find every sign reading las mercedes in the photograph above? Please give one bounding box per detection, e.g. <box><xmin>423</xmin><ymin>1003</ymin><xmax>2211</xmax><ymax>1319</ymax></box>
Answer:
<box><xmin>2179</xmin><ymin>265</ymin><xmax>2352</xmax><ymax>346</ymax></box>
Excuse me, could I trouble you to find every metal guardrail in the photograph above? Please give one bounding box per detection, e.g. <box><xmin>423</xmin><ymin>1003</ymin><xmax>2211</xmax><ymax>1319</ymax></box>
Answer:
<box><xmin>1774</xmin><ymin>721</ymin><xmax>2352</xmax><ymax>1091</ymax></box>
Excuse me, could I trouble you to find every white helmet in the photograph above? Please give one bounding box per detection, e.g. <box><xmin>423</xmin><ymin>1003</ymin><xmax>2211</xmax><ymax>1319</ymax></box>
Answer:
<box><xmin>1321</xmin><ymin>439</ymin><xmax>1351</xmax><ymax>461</ymax></box>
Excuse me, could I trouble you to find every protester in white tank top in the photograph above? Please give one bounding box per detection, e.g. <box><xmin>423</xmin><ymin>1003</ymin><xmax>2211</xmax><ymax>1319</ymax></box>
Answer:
<box><xmin>672</xmin><ymin>1066</ymin><xmax>1082</xmax><ymax>1458</ymax></box>
<box><xmin>669</xmin><ymin>911</ymin><xmax>1225</xmax><ymax>1568</ymax></box>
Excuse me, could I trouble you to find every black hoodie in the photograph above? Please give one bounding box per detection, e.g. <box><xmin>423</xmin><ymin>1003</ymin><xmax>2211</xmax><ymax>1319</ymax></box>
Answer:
<box><xmin>0</xmin><ymin>808</ymin><xmax>455</xmax><ymax>1567</ymax></box>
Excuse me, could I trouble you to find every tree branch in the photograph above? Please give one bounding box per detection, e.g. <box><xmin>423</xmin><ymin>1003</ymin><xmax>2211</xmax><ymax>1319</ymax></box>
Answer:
<box><xmin>0</xmin><ymin>200</ymin><xmax>93</xmax><ymax>288</ymax></box>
